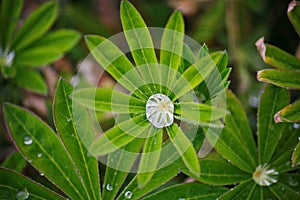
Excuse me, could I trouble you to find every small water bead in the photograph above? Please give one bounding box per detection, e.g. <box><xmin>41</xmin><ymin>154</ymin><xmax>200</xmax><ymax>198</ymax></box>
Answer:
<box><xmin>15</xmin><ymin>189</ymin><xmax>29</xmax><ymax>200</ymax></box>
<box><xmin>37</xmin><ymin>153</ymin><xmax>42</xmax><ymax>158</ymax></box>
<box><xmin>288</xmin><ymin>177</ymin><xmax>299</xmax><ymax>187</ymax></box>
<box><xmin>146</xmin><ymin>94</ymin><xmax>174</xmax><ymax>128</ymax></box>
<box><xmin>106</xmin><ymin>184</ymin><xmax>113</xmax><ymax>191</ymax></box>
<box><xmin>23</xmin><ymin>136</ymin><xmax>33</xmax><ymax>145</ymax></box>
<box><xmin>178</xmin><ymin>198</ymin><xmax>185</xmax><ymax>200</ymax></box>
<box><xmin>124</xmin><ymin>191</ymin><xmax>133</xmax><ymax>199</ymax></box>
<box><xmin>40</xmin><ymin>172</ymin><xmax>44</xmax><ymax>176</ymax></box>
<box><xmin>293</xmin><ymin>123</ymin><xmax>300</xmax><ymax>129</ymax></box>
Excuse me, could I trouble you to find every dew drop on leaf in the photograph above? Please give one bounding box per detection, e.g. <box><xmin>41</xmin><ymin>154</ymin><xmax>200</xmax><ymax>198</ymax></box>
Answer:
<box><xmin>293</xmin><ymin>123</ymin><xmax>300</xmax><ymax>129</ymax></box>
<box><xmin>37</xmin><ymin>153</ymin><xmax>42</xmax><ymax>158</ymax></box>
<box><xmin>67</xmin><ymin>118</ymin><xmax>71</xmax><ymax>122</ymax></box>
<box><xmin>288</xmin><ymin>177</ymin><xmax>299</xmax><ymax>187</ymax></box>
<box><xmin>16</xmin><ymin>189</ymin><xmax>29</xmax><ymax>200</ymax></box>
<box><xmin>40</xmin><ymin>172</ymin><xmax>44</xmax><ymax>176</ymax></box>
<box><xmin>178</xmin><ymin>198</ymin><xmax>185</xmax><ymax>200</ymax></box>
<box><xmin>106</xmin><ymin>184</ymin><xmax>113</xmax><ymax>191</ymax></box>
<box><xmin>124</xmin><ymin>191</ymin><xmax>133</xmax><ymax>199</ymax></box>
<box><xmin>23</xmin><ymin>136</ymin><xmax>33</xmax><ymax>145</ymax></box>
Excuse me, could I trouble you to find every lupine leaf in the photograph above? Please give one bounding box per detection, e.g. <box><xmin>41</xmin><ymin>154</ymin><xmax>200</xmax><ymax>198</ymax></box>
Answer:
<box><xmin>72</xmin><ymin>87</ymin><xmax>145</xmax><ymax>113</ymax></box>
<box><xmin>288</xmin><ymin>1</ymin><xmax>300</xmax><ymax>37</ymax></box>
<box><xmin>160</xmin><ymin>10</ymin><xmax>184</xmax><ymax>93</ymax></box>
<box><xmin>3</xmin><ymin>103</ymin><xmax>89</xmax><ymax>199</ymax></box>
<box><xmin>256</xmin><ymin>37</ymin><xmax>300</xmax><ymax>71</ymax></box>
<box><xmin>174</xmin><ymin>101</ymin><xmax>227</xmax><ymax>123</ymax></box>
<box><xmin>116</xmin><ymin>130</ymin><xmax>205</xmax><ymax>200</ymax></box>
<box><xmin>0</xmin><ymin>167</ymin><xmax>64</xmax><ymax>200</ymax></box>
<box><xmin>182</xmin><ymin>152</ymin><xmax>251</xmax><ymax>186</ymax></box>
<box><xmin>137</xmin><ymin>128</ymin><xmax>163</xmax><ymax>188</ymax></box>
<box><xmin>142</xmin><ymin>182</ymin><xmax>228</xmax><ymax>200</ymax></box>
<box><xmin>14</xmin><ymin>47</ymin><xmax>62</xmax><ymax>67</ymax></box>
<box><xmin>14</xmin><ymin>68</ymin><xmax>47</xmax><ymax>95</ymax></box>
<box><xmin>31</xmin><ymin>29</ymin><xmax>80</xmax><ymax>53</ymax></box>
<box><xmin>271</xmin><ymin>124</ymin><xmax>300</xmax><ymax>171</ymax></box>
<box><xmin>0</xmin><ymin>0</ymin><xmax>23</xmax><ymax>48</ymax></box>
<box><xmin>84</xmin><ymin>35</ymin><xmax>147</xmax><ymax>100</ymax></box>
<box><xmin>219</xmin><ymin>180</ymin><xmax>256</xmax><ymax>200</ymax></box>
<box><xmin>1</xmin><ymin>151</ymin><xmax>26</xmax><ymax>172</ymax></box>
<box><xmin>258</xmin><ymin>84</ymin><xmax>289</xmax><ymax>164</ymax></box>
<box><xmin>102</xmin><ymin>138</ymin><xmax>144</xmax><ymax>200</ymax></box>
<box><xmin>257</xmin><ymin>69</ymin><xmax>300</xmax><ymax>90</ymax></box>
<box><xmin>171</xmin><ymin>53</ymin><xmax>221</xmax><ymax>101</ymax></box>
<box><xmin>120</xmin><ymin>0</ymin><xmax>159</xmax><ymax>92</ymax></box>
<box><xmin>293</xmin><ymin>141</ymin><xmax>300</xmax><ymax>166</ymax></box>
<box><xmin>53</xmin><ymin>78</ymin><xmax>101</xmax><ymax>200</ymax></box>
<box><xmin>275</xmin><ymin>100</ymin><xmax>300</xmax><ymax>123</ymax></box>
<box><xmin>89</xmin><ymin>115</ymin><xmax>150</xmax><ymax>155</ymax></box>
<box><xmin>12</xmin><ymin>1</ymin><xmax>57</xmax><ymax>51</ymax></box>
<box><xmin>166</xmin><ymin>123</ymin><xmax>200</xmax><ymax>176</ymax></box>
<box><xmin>179</xmin><ymin>44</ymin><xmax>194</xmax><ymax>72</ymax></box>
<box><xmin>269</xmin><ymin>181</ymin><xmax>300</xmax><ymax>200</ymax></box>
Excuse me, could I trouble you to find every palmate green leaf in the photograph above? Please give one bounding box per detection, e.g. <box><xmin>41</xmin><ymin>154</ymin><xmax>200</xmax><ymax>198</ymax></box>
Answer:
<box><xmin>14</xmin><ymin>47</ymin><xmax>62</xmax><ymax>67</ymax></box>
<box><xmin>14</xmin><ymin>68</ymin><xmax>47</xmax><ymax>95</ymax></box>
<box><xmin>179</xmin><ymin>43</ymin><xmax>194</xmax><ymax>73</ymax></box>
<box><xmin>182</xmin><ymin>152</ymin><xmax>251</xmax><ymax>186</ymax></box>
<box><xmin>166</xmin><ymin>123</ymin><xmax>200</xmax><ymax>176</ymax></box>
<box><xmin>219</xmin><ymin>180</ymin><xmax>263</xmax><ymax>200</ymax></box>
<box><xmin>271</xmin><ymin>124</ymin><xmax>300</xmax><ymax>172</ymax></box>
<box><xmin>116</xmin><ymin>130</ymin><xmax>205</xmax><ymax>200</ymax></box>
<box><xmin>171</xmin><ymin>53</ymin><xmax>222</xmax><ymax>101</ymax></box>
<box><xmin>102</xmin><ymin>138</ymin><xmax>144</xmax><ymax>200</ymax></box>
<box><xmin>257</xmin><ymin>69</ymin><xmax>300</xmax><ymax>90</ymax></box>
<box><xmin>160</xmin><ymin>10</ymin><xmax>184</xmax><ymax>94</ymax></box>
<box><xmin>137</xmin><ymin>128</ymin><xmax>163</xmax><ymax>188</ymax></box>
<box><xmin>293</xmin><ymin>141</ymin><xmax>300</xmax><ymax>166</ymax></box>
<box><xmin>225</xmin><ymin>90</ymin><xmax>257</xmax><ymax>161</ymax></box>
<box><xmin>31</xmin><ymin>29</ymin><xmax>81</xmax><ymax>53</ymax></box>
<box><xmin>288</xmin><ymin>1</ymin><xmax>300</xmax><ymax>37</ymax></box>
<box><xmin>258</xmin><ymin>84</ymin><xmax>289</xmax><ymax>164</ymax></box>
<box><xmin>120</xmin><ymin>0</ymin><xmax>159</xmax><ymax>91</ymax></box>
<box><xmin>275</xmin><ymin>100</ymin><xmax>300</xmax><ymax>122</ymax></box>
<box><xmin>276</xmin><ymin>174</ymin><xmax>300</xmax><ymax>194</ymax></box>
<box><xmin>84</xmin><ymin>35</ymin><xmax>147</xmax><ymax>100</ymax></box>
<box><xmin>53</xmin><ymin>79</ymin><xmax>100</xmax><ymax>200</ymax></box>
<box><xmin>72</xmin><ymin>87</ymin><xmax>145</xmax><ymax>113</ymax></box>
<box><xmin>0</xmin><ymin>167</ymin><xmax>64</xmax><ymax>200</ymax></box>
<box><xmin>0</xmin><ymin>0</ymin><xmax>23</xmax><ymax>48</ymax></box>
<box><xmin>142</xmin><ymin>182</ymin><xmax>228</xmax><ymax>200</ymax></box>
<box><xmin>1</xmin><ymin>151</ymin><xmax>26</xmax><ymax>172</ymax></box>
<box><xmin>256</xmin><ymin>37</ymin><xmax>300</xmax><ymax>71</ymax></box>
<box><xmin>11</xmin><ymin>1</ymin><xmax>57</xmax><ymax>51</ymax></box>
<box><xmin>206</xmin><ymin>90</ymin><xmax>257</xmax><ymax>173</ymax></box>
<box><xmin>174</xmin><ymin>101</ymin><xmax>227</xmax><ymax>123</ymax></box>
<box><xmin>3</xmin><ymin>103</ymin><xmax>89</xmax><ymax>200</ymax></box>
<box><xmin>89</xmin><ymin>115</ymin><xmax>149</xmax><ymax>155</ymax></box>
<box><xmin>270</xmin><ymin>179</ymin><xmax>300</xmax><ymax>200</ymax></box>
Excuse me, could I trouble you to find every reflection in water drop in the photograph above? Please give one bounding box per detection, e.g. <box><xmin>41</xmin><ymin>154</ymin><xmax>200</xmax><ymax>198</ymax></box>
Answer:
<box><xmin>23</xmin><ymin>136</ymin><xmax>33</xmax><ymax>145</ymax></box>
<box><xmin>106</xmin><ymin>184</ymin><xmax>113</xmax><ymax>191</ymax></box>
<box><xmin>124</xmin><ymin>191</ymin><xmax>133</xmax><ymax>199</ymax></box>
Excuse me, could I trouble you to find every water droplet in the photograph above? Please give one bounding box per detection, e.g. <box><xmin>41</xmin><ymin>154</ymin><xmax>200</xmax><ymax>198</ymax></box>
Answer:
<box><xmin>293</xmin><ymin>123</ymin><xmax>300</xmax><ymax>129</ymax></box>
<box><xmin>288</xmin><ymin>177</ymin><xmax>299</xmax><ymax>187</ymax></box>
<box><xmin>23</xmin><ymin>136</ymin><xmax>33</xmax><ymax>145</ymax></box>
<box><xmin>281</xmin><ymin>187</ymin><xmax>285</xmax><ymax>191</ymax></box>
<box><xmin>124</xmin><ymin>191</ymin><xmax>133</xmax><ymax>199</ymax></box>
<box><xmin>16</xmin><ymin>189</ymin><xmax>29</xmax><ymax>200</ymax></box>
<box><xmin>67</xmin><ymin>118</ymin><xmax>71</xmax><ymax>122</ymax></box>
<box><xmin>40</xmin><ymin>172</ymin><xmax>44</xmax><ymax>176</ymax></box>
<box><xmin>106</xmin><ymin>184</ymin><xmax>113</xmax><ymax>191</ymax></box>
<box><xmin>37</xmin><ymin>153</ymin><xmax>42</xmax><ymax>158</ymax></box>
<box><xmin>178</xmin><ymin>198</ymin><xmax>185</xmax><ymax>200</ymax></box>
<box><xmin>146</xmin><ymin>94</ymin><xmax>174</xmax><ymax>128</ymax></box>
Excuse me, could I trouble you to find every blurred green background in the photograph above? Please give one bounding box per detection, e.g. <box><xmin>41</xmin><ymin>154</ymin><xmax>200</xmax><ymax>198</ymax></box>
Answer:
<box><xmin>0</xmin><ymin>0</ymin><xmax>298</xmax><ymax>173</ymax></box>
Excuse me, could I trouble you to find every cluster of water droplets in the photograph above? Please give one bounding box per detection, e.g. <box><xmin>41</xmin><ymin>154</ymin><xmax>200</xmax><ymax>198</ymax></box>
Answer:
<box><xmin>145</xmin><ymin>93</ymin><xmax>174</xmax><ymax>128</ymax></box>
<box><xmin>252</xmin><ymin>164</ymin><xmax>279</xmax><ymax>186</ymax></box>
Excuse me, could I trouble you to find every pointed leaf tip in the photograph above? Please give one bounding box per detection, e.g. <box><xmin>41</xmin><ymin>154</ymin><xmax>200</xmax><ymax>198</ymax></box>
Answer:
<box><xmin>288</xmin><ymin>1</ymin><xmax>299</xmax><ymax>13</ymax></box>
<box><xmin>274</xmin><ymin>112</ymin><xmax>282</xmax><ymax>123</ymax></box>
<box><xmin>255</xmin><ymin>37</ymin><xmax>266</xmax><ymax>61</ymax></box>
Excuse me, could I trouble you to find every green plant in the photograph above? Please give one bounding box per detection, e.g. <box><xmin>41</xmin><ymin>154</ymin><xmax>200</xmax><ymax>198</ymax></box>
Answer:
<box><xmin>0</xmin><ymin>0</ymin><xmax>80</xmax><ymax>100</ymax></box>
<box><xmin>0</xmin><ymin>0</ymin><xmax>230</xmax><ymax>199</ymax></box>
<box><xmin>256</xmin><ymin>1</ymin><xmax>300</xmax><ymax>166</ymax></box>
<box><xmin>183</xmin><ymin>84</ymin><xmax>300</xmax><ymax>199</ymax></box>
